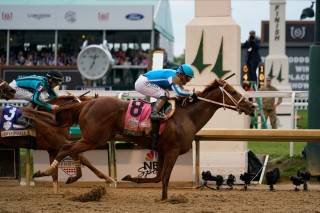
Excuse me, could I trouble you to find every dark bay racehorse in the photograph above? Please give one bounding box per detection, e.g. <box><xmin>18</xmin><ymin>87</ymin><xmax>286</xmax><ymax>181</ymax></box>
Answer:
<box><xmin>0</xmin><ymin>95</ymin><xmax>113</xmax><ymax>192</ymax></box>
<box><xmin>35</xmin><ymin>79</ymin><xmax>255</xmax><ymax>200</ymax></box>
<box><xmin>0</xmin><ymin>79</ymin><xmax>16</xmax><ymax>100</ymax></box>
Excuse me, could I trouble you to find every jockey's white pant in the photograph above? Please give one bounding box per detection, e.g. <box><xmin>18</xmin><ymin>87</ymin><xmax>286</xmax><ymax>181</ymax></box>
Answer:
<box><xmin>135</xmin><ymin>75</ymin><xmax>168</xmax><ymax>99</ymax></box>
<box><xmin>9</xmin><ymin>80</ymin><xmax>33</xmax><ymax>101</ymax></box>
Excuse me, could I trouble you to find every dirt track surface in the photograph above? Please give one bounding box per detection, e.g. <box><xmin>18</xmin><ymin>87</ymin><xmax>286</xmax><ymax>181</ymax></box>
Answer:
<box><xmin>0</xmin><ymin>184</ymin><xmax>320</xmax><ymax>213</ymax></box>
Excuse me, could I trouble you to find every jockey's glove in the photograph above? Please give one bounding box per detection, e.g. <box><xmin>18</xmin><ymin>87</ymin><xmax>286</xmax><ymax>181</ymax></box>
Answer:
<box><xmin>190</xmin><ymin>92</ymin><xmax>198</xmax><ymax>101</ymax></box>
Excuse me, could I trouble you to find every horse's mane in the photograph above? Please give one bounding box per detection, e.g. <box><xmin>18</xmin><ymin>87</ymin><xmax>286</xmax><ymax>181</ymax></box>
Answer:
<box><xmin>198</xmin><ymin>80</ymin><xmax>220</xmax><ymax>96</ymax></box>
<box><xmin>55</xmin><ymin>101</ymin><xmax>90</xmax><ymax>127</ymax></box>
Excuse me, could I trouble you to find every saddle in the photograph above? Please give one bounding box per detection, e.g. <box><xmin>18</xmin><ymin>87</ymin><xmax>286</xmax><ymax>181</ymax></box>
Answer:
<box><xmin>123</xmin><ymin>99</ymin><xmax>176</xmax><ymax>136</ymax></box>
<box><xmin>0</xmin><ymin>106</ymin><xmax>35</xmax><ymax>138</ymax></box>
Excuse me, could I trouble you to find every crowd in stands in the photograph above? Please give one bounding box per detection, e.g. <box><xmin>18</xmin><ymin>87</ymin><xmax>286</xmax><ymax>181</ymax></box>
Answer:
<box><xmin>110</xmin><ymin>48</ymin><xmax>150</xmax><ymax>66</ymax></box>
<box><xmin>0</xmin><ymin>54</ymin><xmax>5</xmax><ymax>65</ymax></box>
<box><xmin>0</xmin><ymin>48</ymin><xmax>150</xmax><ymax>67</ymax></box>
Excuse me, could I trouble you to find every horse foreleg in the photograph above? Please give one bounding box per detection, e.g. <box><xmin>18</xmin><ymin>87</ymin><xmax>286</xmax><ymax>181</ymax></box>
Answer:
<box><xmin>78</xmin><ymin>155</ymin><xmax>116</xmax><ymax>184</ymax></box>
<box><xmin>122</xmin><ymin>152</ymin><xmax>164</xmax><ymax>183</ymax></box>
<box><xmin>33</xmin><ymin>143</ymin><xmax>73</xmax><ymax>178</ymax></box>
<box><xmin>160</xmin><ymin>150</ymin><xmax>179</xmax><ymax>200</ymax></box>
<box><xmin>48</xmin><ymin>150</ymin><xmax>59</xmax><ymax>193</ymax></box>
<box><xmin>34</xmin><ymin>140</ymin><xmax>93</xmax><ymax>178</ymax></box>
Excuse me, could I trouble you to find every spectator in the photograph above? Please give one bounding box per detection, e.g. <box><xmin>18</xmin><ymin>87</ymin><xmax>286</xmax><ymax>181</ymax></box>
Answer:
<box><xmin>243</xmin><ymin>30</ymin><xmax>262</xmax><ymax>83</ymax></box>
<box><xmin>259</xmin><ymin>77</ymin><xmax>282</xmax><ymax>129</ymax></box>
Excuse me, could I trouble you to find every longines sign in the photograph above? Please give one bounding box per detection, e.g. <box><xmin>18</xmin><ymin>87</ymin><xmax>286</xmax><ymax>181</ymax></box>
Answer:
<box><xmin>0</xmin><ymin>5</ymin><xmax>152</xmax><ymax>30</ymax></box>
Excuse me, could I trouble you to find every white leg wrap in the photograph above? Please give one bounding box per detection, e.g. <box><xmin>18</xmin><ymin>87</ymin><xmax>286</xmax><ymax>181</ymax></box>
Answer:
<box><xmin>50</xmin><ymin>160</ymin><xmax>59</xmax><ymax>168</ymax></box>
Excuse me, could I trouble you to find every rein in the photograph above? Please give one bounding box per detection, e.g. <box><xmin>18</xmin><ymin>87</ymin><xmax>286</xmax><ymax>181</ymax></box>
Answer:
<box><xmin>58</xmin><ymin>90</ymin><xmax>90</xmax><ymax>107</ymax></box>
<box><xmin>197</xmin><ymin>84</ymin><xmax>245</xmax><ymax>111</ymax></box>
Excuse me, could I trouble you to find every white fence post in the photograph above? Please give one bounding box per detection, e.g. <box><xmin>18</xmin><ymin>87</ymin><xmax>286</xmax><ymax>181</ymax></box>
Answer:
<box><xmin>290</xmin><ymin>92</ymin><xmax>296</xmax><ymax>157</ymax></box>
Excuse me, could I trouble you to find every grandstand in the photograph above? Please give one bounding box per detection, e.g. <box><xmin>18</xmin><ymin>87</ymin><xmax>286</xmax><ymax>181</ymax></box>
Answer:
<box><xmin>0</xmin><ymin>0</ymin><xmax>174</xmax><ymax>90</ymax></box>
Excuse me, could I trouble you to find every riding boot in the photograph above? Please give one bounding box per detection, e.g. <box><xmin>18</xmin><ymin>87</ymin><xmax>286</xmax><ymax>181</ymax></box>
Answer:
<box><xmin>151</xmin><ymin>119</ymin><xmax>160</xmax><ymax>151</ymax></box>
<box><xmin>150</xmin><ymin>97</ymin><xmax>167</xmax><ymax>121</ymax></box>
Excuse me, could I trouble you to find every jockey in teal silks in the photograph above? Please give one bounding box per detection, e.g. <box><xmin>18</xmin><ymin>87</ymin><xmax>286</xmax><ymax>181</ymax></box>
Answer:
<box><xmin>8</xmin><ymin>70</ymin><xmax>64</xmax><ymax>126</ymax></box>
<box><xmin>9</xmin><ymin>70</ymin><xmax>64</xmax><ymax>112</ymax></box>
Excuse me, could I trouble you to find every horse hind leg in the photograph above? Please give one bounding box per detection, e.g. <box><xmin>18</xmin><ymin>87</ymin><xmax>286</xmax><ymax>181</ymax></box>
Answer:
<box><xmin>65</xmin><ymin>155</ymin><xmax>82</xmax><ymax>184</ymax></box>
<box><xmin>78</xmin><ymin>155</ymin><xmax>116</xmax><ymax>184</ymax></box>
<box><xmin>65</xmin><ymin>154</ymin><xmax>116</xmax><ymax>184</ymax></box>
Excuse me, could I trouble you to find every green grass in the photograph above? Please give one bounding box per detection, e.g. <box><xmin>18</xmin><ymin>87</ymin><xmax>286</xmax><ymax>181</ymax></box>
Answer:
<box><xmin>248</xmin><ymin>141</ymin><xmax>307</xmax><ymax>178</ymax></box>
<box><xmin>248</xmin><ymin>141</ymin><xmax>306</xmax><ymax>159</ymax></box>
<box><xmin>247</xmin><ymin>109</ymin><xmax>310</xmax><ymax>178</ymax></box>
<box><xmin>297</xmin><ymin>109</ymin><xmax>308</xmax><ymax>129</ymax></box>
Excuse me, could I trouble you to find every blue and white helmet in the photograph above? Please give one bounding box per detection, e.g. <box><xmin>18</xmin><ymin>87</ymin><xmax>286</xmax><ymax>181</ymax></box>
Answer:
<box><xmin>176</xmin><ymin>64</ymin><xmax>194</xmax><ymax>78</ymax></box>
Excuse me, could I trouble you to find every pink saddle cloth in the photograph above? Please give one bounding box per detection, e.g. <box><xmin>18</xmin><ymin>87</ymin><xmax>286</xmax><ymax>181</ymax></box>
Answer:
<box><xmin>124</xmin><ymin>100</ymin><xmax>166</xmax><ymax>136</ymax></box>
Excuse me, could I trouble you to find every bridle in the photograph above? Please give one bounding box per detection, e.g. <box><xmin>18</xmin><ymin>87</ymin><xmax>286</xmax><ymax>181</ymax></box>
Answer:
<box><xmin>195</xmin><ymin>82</ymin><xmax>246</xmax><ymax>113</ymax></box>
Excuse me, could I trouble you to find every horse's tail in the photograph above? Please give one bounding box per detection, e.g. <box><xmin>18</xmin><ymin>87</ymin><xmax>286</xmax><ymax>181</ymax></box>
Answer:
<box><xmin>55</xmin><ymin>101</ymin><xmax>89</xmax><ymax>128</ymax></box>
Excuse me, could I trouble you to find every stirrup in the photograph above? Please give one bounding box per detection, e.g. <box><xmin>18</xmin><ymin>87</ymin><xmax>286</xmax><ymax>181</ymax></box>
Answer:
<box><xmin>15</xmin><ymin>117</ymin><xmax>34</xmax><ymax>128</ymax></box>
<box><xmin>150</xmin><ymin>112</ymin><xmax>166</xmax><ymax>121</ymax></box>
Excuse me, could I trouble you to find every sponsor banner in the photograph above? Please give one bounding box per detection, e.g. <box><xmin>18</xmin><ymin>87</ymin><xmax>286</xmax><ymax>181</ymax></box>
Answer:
<box><xmin>116</xmin><ymin>149</ymin><xmax>193</xmax><ymax>182</ymax></box>
<box><xmin>0</xmin><ymin>5</ymin><xmax>152</xmax><ymax>30</ymax></box>
<box><xmin>2</xmin><ymin>69</ymin><xmax>83</xmax><ymax>90</ymax></box>
<box><xmin>0</xmin><ymin>6</ymin><xmax>56</xmax><ymax>29</ymax></box>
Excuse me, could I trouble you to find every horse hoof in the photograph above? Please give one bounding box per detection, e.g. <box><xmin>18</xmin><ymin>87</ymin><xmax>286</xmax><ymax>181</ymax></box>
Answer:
<box><xmin>122</xmin><ymin>175</ymin><xmax>132</xmax><ymax>181</ymax></box>
<box><xmin>33</xmin><ymin>170</ymin><xmax>42</xmax><ymax>178</ymax></box>
<box><xmin>66</xmin><ymin>177</ymin><xmax>77</xmax><ymax>184</ymax></box>
<box><xmin>106</xmin><ymin>177</ymin><xmax>117</xmax><ymax>184</ymax></box>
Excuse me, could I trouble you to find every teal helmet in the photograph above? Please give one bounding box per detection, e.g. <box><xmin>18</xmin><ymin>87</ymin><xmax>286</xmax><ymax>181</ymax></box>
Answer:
<box><xmin>176</xmin><ymin>64</ymin><xmax>194</xmax><ymax>78</ymax></box>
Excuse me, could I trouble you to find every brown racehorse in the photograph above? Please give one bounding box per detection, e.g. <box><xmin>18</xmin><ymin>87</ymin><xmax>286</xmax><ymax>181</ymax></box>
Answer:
<box><xmin>0</xmin><ymin>95</ymin><xmax>113</xmax><ymax>192</ymax></box>
<box><xmin>34</xmin><ymin>79</ymin><xmax>255</xmax><ymax>200</ymax></box>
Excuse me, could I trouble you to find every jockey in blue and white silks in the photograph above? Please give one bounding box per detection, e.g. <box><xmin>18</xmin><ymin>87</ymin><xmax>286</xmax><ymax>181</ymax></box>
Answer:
<box><xmin>9</xmin><ymin>70</ymin><xmax>64</xmax><ymax>112</ymax></box>
<box><xmin>135</xmin><ymin>64</ymin><xmax>195</xmax><ymax>120</ymax></box>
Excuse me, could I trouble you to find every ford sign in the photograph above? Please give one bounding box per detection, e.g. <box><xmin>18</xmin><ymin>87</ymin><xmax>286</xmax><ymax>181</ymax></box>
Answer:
<box><xmin>125</xmin><ymin>13</ymin><xmax>144</xmax><ymax>21</ymax></box>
